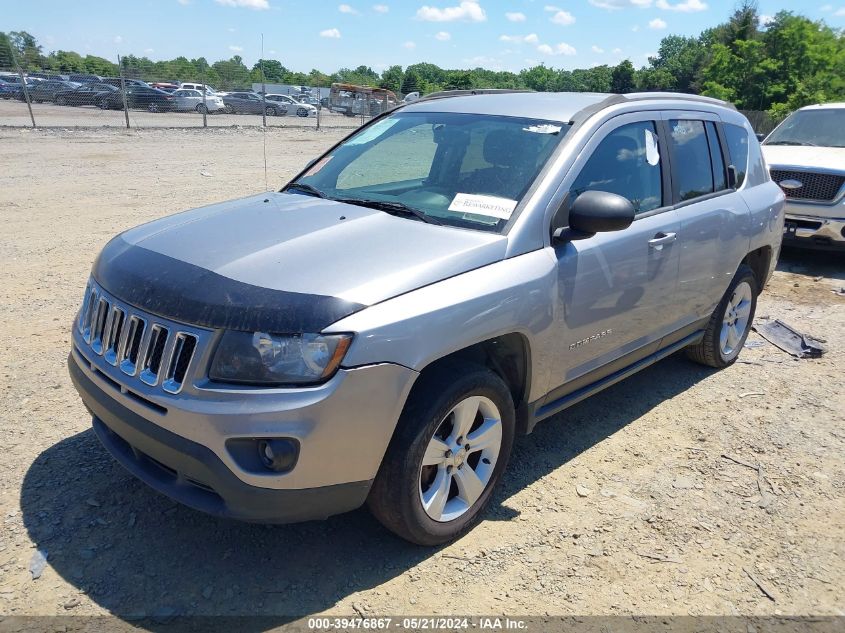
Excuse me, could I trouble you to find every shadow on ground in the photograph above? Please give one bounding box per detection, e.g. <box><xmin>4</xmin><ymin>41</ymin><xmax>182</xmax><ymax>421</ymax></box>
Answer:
<box><xmin>777</xmin><ymin>245</ymin><xmax>845</xmax><ymax>281</ymax></box>
<box><xmin>21</xmin><ymin>354</ymin><xmax>714</xmax><ymax>629</ymax></box>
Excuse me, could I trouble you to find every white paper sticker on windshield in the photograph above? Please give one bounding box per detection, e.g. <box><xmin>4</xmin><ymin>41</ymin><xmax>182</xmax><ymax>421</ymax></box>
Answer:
<box><xmin>523</xmin><ymin>124</ymin><xmax>562</xmax><ymax>135</ymax></box>
<box><xmin>345</xmin><ymin>117</ymin><xmax>400</xmax><ymax>145</ymax></box>
<box><xmin>644</xmin><ymin>129</ymin><xmax>660</xmax><ymax>166</ymax></box>
<box><xmin>448</xmin><ymin>193</ymin><xmax>518</xmax><ymax>220</ymax></box>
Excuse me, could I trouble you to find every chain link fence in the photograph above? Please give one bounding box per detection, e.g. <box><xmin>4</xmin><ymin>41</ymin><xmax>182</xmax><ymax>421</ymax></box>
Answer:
<box><xmin>0</xmin><ymin>60</ymin><xmax>400</xmax><ymax>130</ymax></box>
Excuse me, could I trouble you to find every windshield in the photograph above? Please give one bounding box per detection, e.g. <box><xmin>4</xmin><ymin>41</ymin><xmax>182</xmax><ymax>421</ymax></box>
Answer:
<box><xmin>765</xmin><ymin>108</ymin><xmax>845</xmax><ymax>148</ymax></box>
<box><xmin>292</xmin><ymin>111</ymin><xmax>568</xmax><ymax>232</ymax></box>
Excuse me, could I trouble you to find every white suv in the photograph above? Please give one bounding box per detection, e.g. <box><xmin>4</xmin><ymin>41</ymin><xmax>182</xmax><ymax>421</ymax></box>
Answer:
<box><xmin>264</xmin><ymin>94</ymin><xmax>317</xmax><ymax>117</ymax></box>
<box><xmin>762</xmin><ymin>103</ymin><xmax>845</xmax><ymax>250</ymax></box>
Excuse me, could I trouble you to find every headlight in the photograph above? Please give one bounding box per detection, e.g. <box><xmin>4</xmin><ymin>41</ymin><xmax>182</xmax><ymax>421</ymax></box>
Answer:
<box><xmin>209</xmin><ymin>331</ymin><xmax>352</xmax><ymax>386</ymax></box>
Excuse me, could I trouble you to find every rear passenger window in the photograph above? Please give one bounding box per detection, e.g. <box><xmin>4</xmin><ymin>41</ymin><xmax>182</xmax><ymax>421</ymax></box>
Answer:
<box><xmin>668</xmin><ymin>120</ymin><xmax>715</xmax><ymax>201</ymax></box>
<box><xmin>571</xmin><ymin>121</ymin><xmax>663</xmax><ymax>213</ymax></box>
<box><xmin>706</xmin><ymin>122</ymin><xmax>727</xmax><ymax>191</ymax></box>
<box><xmin>723</xmin><ymin>124</ymin><xmax>749</xmax><ymax>188</ymax></box>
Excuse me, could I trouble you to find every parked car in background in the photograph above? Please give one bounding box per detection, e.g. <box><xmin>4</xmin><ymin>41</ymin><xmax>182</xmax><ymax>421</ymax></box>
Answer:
<box><xmin>25</xmin><ymin>80</ymin><xmax>81</xmax><ymax>103</ymax></box>
<box><xmin>99</xmin><ymin>77</ymin><xmax>150</xmax><ymax>89</ymax></box>
<box><xmin>179</xmin><ymin>82</ymin><xmax>218</xmax><ymax>94</ymax></box>
<box><xmin>67</xmin><ymin>73</ymin><xmax>102</xmax><ymax>84</ymax></box>
<box><xmin>98</xmin><ymin>85</ymin><xmax>176</xmax><ymax>112</ymax></box>
<box><xmin>151</xmin><ymin>82</ymin><xmax>180</xmax><ymax>92</ymax></box>
<box><xmin>54</xmin><ymin>83</ymin><xmax>117</xmax><ymax>107</ymax></box>
<box><xmin>264</xmin><ymin>93</ymin><xmax>317</xmax><ymax>117</ymax></box>
<box><xmin>0</xmin><ymin>80</ymin><xmax>18</xmax><ymax>99</ymax></box>
<box><xmin>761</xmin><ymin>103</ymin><xmax>845</xmax><ymax>250</ymax></box>
<box><xmin>171</xmin><ymin>89</ymin><xmax>226</xmax><ymax>113</ymax></box>
<box><xmin>221</xmin><ymin>91</ymin><xmax>269</xmax><ymax>115</ymax></box>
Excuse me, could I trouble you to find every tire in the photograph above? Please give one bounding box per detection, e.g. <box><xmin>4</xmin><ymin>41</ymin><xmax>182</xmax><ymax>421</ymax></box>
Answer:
<box><xmin>55</xmin><ymin>95</ymin><xmax>66</xmax><ymax>106</ymax></box>
<box><xmin>686</xmin><ymin>264</ymin><xmax>758</xmax><ymax>368</ymax></box>
<box><xmin>296</xmin><ymin>107</ymin><xmax>308</xmax><ymax>118</ymax></box>
<box><xmin>97</xmin><ymin>98</ymin><xmax>110</xmax><ymax>110</ymax></box>
<box><xmin>368</xmin><ymin>364</ymin><xmax>515</xmax><ymax>546</ymax></box>
<box><xmin>265</xmin><ymin>105</ymin><xmax>277</xmax><ymax>116</ymax></box>
<box><xmin>196</xmin><ymin>103</ymin><xmax>208</xmax><ymax>114</ymax></box>
<box><xmin>147</xmin><ymin>102</ymin><xmax>160</xmax><ymax>113</ymax></box>
<box><xmin>224</xmin><ymin>105</ymin><xmax>234</xmax><ymax>114</ymax></box>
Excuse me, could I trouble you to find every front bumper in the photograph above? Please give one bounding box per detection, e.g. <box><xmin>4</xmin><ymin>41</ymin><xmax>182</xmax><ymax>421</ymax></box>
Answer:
<box><xmin>783</xmin><ymin>213</ymin><xmax>845</xmax><ymax>249</ymax></box>
<box><xmin>68</xmin><ymin>339</ymin><xmax>418</xmax><ymax>522</ymax></box>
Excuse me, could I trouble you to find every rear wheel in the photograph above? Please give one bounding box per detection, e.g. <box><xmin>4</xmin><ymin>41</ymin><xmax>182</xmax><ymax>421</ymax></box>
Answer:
<box><xmin>224</xmin><ymin>104</ymin><xmax>234</xmax><ymax>114</ymax></box>
<box><xmin>368</xmin><ymin>364</ymin><xmax>515</xmax><ymax>545</ymax></box>
<box><xmin>55</xmin><ymin>95</ymin><xmax>67</xmax><ymax>106</ymax></box>
<box><xmin>196</xmin><ymin>103</ymin><xmax>208</xmax><ymax>114</ymax></box>
<box><xmin>296</xmin><ymin>107</ymin><xmax>308</xmax><ymax>117</ymax></box>
<box><xmin>686</xmin><ymin>264</ymin><xmax>757</xmax><ymax>368</ymax></box>
<box><xmin>147</xmin><ymin>102</ymin><xmax>160</xmax><ymax>113</ymax></box>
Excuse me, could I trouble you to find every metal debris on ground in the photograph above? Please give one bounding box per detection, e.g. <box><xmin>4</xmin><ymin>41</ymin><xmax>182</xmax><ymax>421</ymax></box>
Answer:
<box><xmin>752</xmin><ymin>319</ymin><xmax>827</xmax><ymax>358</ymax></box>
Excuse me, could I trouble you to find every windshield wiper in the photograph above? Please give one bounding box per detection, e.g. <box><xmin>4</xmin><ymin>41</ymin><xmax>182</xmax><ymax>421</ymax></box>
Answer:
<box><xmin>335</xmin><ymin>198</ymin><xmax>443</xmax><ymax>225</ymax></box>
<box><xmin>284</xmin><ymin>182</ymin><xmax>327</xmax><ymax>198</ymax></box>
<box><xmin>765</xmin><ymin>140</ymin><xmax>818</xmax><ymax>146</ymax></box>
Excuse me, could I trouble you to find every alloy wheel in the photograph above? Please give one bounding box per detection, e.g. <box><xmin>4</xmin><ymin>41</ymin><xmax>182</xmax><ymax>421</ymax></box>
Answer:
<box><xmin>418</xmin><ymin>395</ymin><xmax>503</xmax><ymax>522</ymax></box>
<box><xmin>720</xmin><ymin>280</ymin><xmax>753</xmax><ymax>357</ymax></box>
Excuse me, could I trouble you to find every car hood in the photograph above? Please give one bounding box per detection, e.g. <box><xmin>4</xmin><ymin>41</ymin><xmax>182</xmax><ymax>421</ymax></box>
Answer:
<box><xmin>92</xmin><ymin>192</ymin><xmax>507</xmax><ymax>332</ymax></box>
<box><xmin>762</xmin><ymin>145</ymin><xmax>845</xmax><ymax>172</ymax></box>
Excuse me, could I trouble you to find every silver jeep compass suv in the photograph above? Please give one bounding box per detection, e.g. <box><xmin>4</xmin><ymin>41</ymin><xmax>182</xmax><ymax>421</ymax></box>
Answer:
<box><xmin>69</xmin><ymin>91</ymin><xmax>785</xmax><ymax>545</ymax></box>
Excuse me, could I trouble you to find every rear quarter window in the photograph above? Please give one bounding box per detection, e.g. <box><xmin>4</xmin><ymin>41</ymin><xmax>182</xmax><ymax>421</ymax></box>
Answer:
<box><xmin>724</xmin><ymin>124</ymin><xmax>749</xmax><ymax>188</ymax></box>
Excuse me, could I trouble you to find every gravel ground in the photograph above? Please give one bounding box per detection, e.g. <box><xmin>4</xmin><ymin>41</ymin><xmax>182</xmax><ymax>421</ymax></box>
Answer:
<box><xmin>0</xmin><ymin>127</ymin><xmax>843</xmax><ymax>624</ymax></box>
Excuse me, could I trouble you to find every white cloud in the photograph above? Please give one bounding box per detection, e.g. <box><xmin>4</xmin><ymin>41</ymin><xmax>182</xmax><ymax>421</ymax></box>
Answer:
<box><xmin>227</xmin><ymin>27</ymin><xmax>236</xmax><ymax>32</ymax></box>
<box><xmin>549</xmin><ymin>9</ymin><xmax>575</xmax><ymax>25</ymax></box>
<box><xmin>177</xmin><ymin>0</ymin><xmax>191</xmax><ymax>5</ymax></box>
<box><xmin>820</xmin><ymin>3</ymin><xmax>832</xmax><ymax>10</ymax></box>
<box><xmin>835</xmin><ymin>7</ymin><xmax>845</xmax><ymax>15</ymax></box>
<box><xmin>612</xmin><ymin>47</ymin><xmax>622</xmax><ymax>53</ymax></box>
<box><xmin>499</xmin><ymin>33</ymin><xmax>539</xmax><ymax>44</ymax></box>
<box><xmin>759</xmin><ymin>14</ymin><xmax>774</xmax><ymax>26</ymax></box>
<box><xmin>144</xmin><ymin>48</ymin><xmax>155</xmax><ymax>54</ymax></box>
<box><xmin>591</xmin><ymin>45</ymin><xmax>605</xmax><ymax>53</ymax></box>
<box><xmin>649</xmin><ymin>17</ymin><xmax>667</xmax><ymax>28</ymax></box>
<box><xmin>435</xmin><ymin>30</ymin><xmax>451</xmax><ymax>40</ymax></box>
<box><xmin>589</xmin><ymin>0</ymin><xmax>652</xmax><ymax>9</ymax></box>
<box><xmin>373</xmin><ymin>3</ymin><xmax>389</xmax><ymax>12</ymax></box>
<box><xmin>339</xmin><ymin>3</ymin><xmax>359</xmax><ymax>14</ymax></box>
<box><xmin>505</xmin><ymin>11</ymin><xmax>526</xmax><ymax>22</ymax></box>
<box><xmin>416</xmin><ymin>1</ymin><xmax>486</xmax><ymax>22</ymax></box>
<box><xmin>655</xmin><ymin>0</ymin><xmax>707</xmax><ymax>12</ymax></box>
<box><xmin>228</xmin><ymin>44</ymin><xmax>243</xmax><ymax>51</ymax></box>
<box><xmin>403</xmin><ymin>40</ymin><xmax>417</xmax><ymax>49</ymax></box>
<box><xmin>631</xmin><ymin>24</ymin><xmax>640</xmax><ymax>31</ymax></box>
<box><xmin>113</xmin><ymin>35</ymin><xmax>123</xmax><ymax>44</ymax></box>
<box><xmin>537</xmin><ymin>42</ymin><xmax>576</xmax><ymax>56</ymax></box>
<box><xmin>215</xmin><ymin>0</ymin><xmax>270</xmax><ymax>9</ymax></box>
<box><xmin>320</xmin><ymin>28</ymin><xmax>342</xmax><ymax>38</ymax></box>
<box><xmin>544</xmin><ymin>5</ymin><xmax>561</xmax><ymax>10</ymax></box>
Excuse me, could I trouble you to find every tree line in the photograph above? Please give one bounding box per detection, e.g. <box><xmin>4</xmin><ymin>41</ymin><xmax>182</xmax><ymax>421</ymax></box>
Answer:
<box><xmin>2</xmin><ymin>1</ymin><xmax>843</xmax><ymax>118</ymax></box>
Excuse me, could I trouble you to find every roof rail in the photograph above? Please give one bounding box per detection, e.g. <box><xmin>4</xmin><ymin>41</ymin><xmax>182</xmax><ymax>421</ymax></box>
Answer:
<box><xmin>622</xmin><ymin>92</ymin><xmax>736</xmax><ymax>110</ymax></box>
<box><xmin>417</xmin><ymin>88</ymin><xmax>533</xmax><ymax>102</ymax></box>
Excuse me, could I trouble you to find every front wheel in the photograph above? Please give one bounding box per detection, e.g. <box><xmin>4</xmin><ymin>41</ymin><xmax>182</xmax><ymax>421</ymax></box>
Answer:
<box><xmin>686</xmin><ymin>264</ymin><xmax>758</xmax><ymax>368</ymax></box>
<box><xmin>265</xmin><ymin>105</ymin><xmax>278</xmax><ymax>116</ymax></box>
<box><xmin>147</xmin><ymin>102</ymin><xmax>160</xmax><ymax>113</ymax></box>
<box><xmin>55</xmin><ymin>95</ymin><xmax>67</xmax><ymax>106</ymax></box>
<box><xmin>196</xmin><ymin>103</ymin><xmax>208</xmax><ymax>114</ymax></box>
<box><xmin>368</xmin><ymin>364</ymin><xmax>515</xmax><ymax>545</ymax></box>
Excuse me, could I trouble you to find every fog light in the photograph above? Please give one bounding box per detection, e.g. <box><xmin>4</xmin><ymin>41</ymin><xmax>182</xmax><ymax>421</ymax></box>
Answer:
<box><xmin>258</xmin><ymin>439</ymin><xmax>298</xmax><ymax>472</ymax></box>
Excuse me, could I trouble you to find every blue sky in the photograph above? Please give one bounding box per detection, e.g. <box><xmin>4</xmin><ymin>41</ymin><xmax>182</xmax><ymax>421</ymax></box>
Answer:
<box><xmin>5</xmin><ymin>0</ymin><xmax>845</xmax><ymax>73</ymax></box>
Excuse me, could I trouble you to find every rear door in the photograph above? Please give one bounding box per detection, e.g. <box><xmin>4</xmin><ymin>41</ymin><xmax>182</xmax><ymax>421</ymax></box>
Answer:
<box><xmin>544</xmin><ymin>112</ymin><xmax>683</xmax><ymax>404</ymax></box>
<box><xmin>660</xmin><ymin>112</ymin><xmax>751</xmax><ymax>333</ymax></box>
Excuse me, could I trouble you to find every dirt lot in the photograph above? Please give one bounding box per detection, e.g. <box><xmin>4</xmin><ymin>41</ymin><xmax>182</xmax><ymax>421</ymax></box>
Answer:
<box><xmin>0</xmin><ymin>127</ymin><xmax>843</xmax><ymax>625</ymax></box>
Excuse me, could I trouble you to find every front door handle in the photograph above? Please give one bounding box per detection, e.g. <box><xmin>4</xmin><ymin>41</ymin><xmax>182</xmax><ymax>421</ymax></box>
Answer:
<box><xmin>648</xmin><ymin>232</ymin><xmax>677</xmax><ymax>249</ymax></box>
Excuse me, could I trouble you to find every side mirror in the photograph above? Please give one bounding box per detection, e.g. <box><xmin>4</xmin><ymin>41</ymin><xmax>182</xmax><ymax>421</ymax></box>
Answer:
<box><xmin>755</xmin><ymin>133</ymin><xmax>766</xmax><ymax>142</ymax></box>
<box><xmin>553</xmin><ymin>190</ymin><xmax>635</xmax><ymax>241</ymax></box>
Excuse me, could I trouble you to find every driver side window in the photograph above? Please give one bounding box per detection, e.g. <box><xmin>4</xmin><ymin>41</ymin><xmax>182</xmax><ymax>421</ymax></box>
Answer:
<box><xmin>571</xmin><ymin>121</ymin><xmax>663</xmax><ymax>214</ymax></box>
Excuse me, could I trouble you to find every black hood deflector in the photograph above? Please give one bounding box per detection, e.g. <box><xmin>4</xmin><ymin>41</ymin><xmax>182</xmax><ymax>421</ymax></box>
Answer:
<box><xmin>91</xmin><ymin>237</ymin><xmax>366</xmax><ymax>333</ymax></box>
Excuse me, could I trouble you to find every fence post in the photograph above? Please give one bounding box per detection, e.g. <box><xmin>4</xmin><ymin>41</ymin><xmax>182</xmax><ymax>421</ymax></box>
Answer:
<box><xmin>201</xmin><ymin>69</ymin><xmax>208</xmax><ymax>128</ymax></box>
<box><xmin>260</xmin><ymin>34</ymin><xmax>267</xmax><ymax>128</ymax></box>
<box><xmin>9</xmin><ymin>47</ymin><xmax>35</xmax><ymax>128</ymax></box>
<box><xmin>117</xmin><ymin>54</ymin><xmax>130</xmax><ymax>129</ymax></box>
<box><xmin>316</xmin><ymin>97</ymin><xmax>321</xmax><ymax>131</ymax></box>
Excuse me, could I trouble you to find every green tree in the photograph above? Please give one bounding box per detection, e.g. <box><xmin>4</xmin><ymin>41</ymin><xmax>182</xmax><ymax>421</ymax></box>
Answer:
<box><xmin>611</xmin><ymin>60</ymin><xmax>636</xmax><ymax>94</ymax></box>
<box><xmin>379</xmin><ymin>65</ymin><xmax>404</xmax><ymax>93</ymax></box>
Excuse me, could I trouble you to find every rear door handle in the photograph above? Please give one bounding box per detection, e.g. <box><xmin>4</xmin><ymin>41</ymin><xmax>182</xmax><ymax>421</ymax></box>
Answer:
<box><xmin>648</xmin><ymin>232</ymin><xmax>677</xmax><ymax>249</ymax></box>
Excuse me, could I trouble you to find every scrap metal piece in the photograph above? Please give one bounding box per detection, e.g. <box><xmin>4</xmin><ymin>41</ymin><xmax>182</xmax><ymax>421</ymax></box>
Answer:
<box><xmin>752</xmin><ymin>319</ymin><xmax>827</xmax><ymax>358</ymax></box>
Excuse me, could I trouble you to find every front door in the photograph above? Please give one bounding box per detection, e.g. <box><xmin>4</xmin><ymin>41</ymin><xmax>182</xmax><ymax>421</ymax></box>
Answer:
<box><xmin>544</xmin><ymin>114</ymin><xmax>684</xmax><ymax>404</ymax></box>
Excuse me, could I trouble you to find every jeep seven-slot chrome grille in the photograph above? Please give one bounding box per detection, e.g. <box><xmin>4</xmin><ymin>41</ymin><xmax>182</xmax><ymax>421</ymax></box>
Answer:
<box><xmin>770</xmin><ymin>169</ymin><xmax>845</xmax><ymax>203</ymax></box>
<box><xmin>77</xmin><ymin>281</ymin><xmax>201</xmax><ymax>394</ymax></box>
